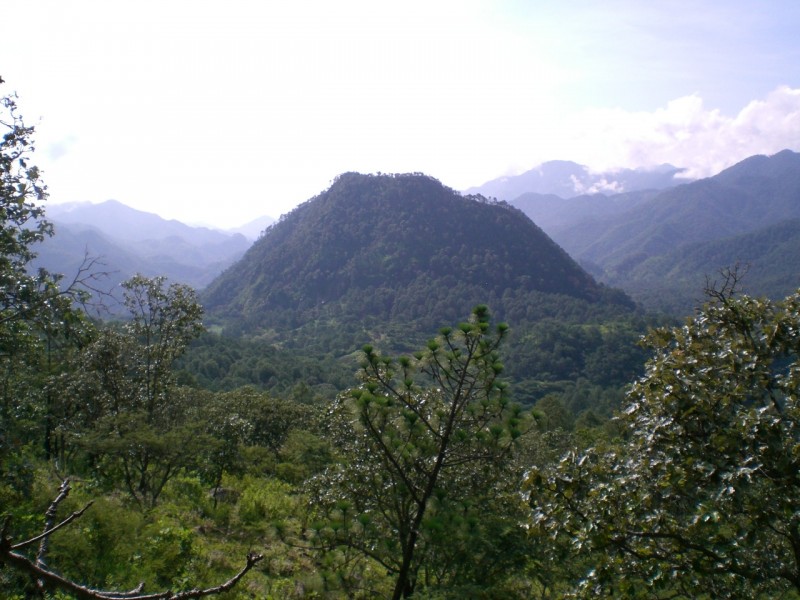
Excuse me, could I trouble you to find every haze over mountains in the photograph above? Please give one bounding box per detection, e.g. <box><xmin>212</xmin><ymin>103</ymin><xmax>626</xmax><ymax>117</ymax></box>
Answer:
<box><xmin>38</xmin><ymin>201</ymin><xmax>271</xmax><ymax>294</ymax></box>
<box><xmin>505</xmin><ymin>149</ymin><xmax>800</xmax><ymax>312</ymax></box>
<box><xmin>34</xmin><ymin>150</ymin><xmax>800</xmax><ymax>319</ymax></box>
<box><xmin>466</xmin><ymin>160</ymin><xmax>688</xmax><ymax>201</ymax></box>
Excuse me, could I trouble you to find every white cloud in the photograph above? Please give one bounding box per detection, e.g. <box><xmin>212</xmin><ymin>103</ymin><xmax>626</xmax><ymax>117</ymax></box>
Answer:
<box><xmin>561</xmin><ymin>86</ymin><xmax>800</xmax><ymax>178</ymax></box>
<box><xmin>4</xmin><ymin>2</ymin><xmax>799</xmax><ymax>226</ymax></box>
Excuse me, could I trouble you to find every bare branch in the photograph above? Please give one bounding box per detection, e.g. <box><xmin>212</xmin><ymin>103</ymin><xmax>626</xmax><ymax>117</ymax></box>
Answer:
<box><xmin>36</xmin><ymin>477</ymin><xmax>70</xmax><ymax>572</ymax></box>
<box><xmin>704</xmin><ymin>263</ymin><xmax>749</xmax><ymax>304</ymax></box>
<box><xmin>11</xmin><ymin>501</ymin><xmax>94</xmax><ymax>552</ymax></box>
<box><xmin>0</xmin><ymin>482</ymin><xmax>263</xmax><ymax>600</ymax></box>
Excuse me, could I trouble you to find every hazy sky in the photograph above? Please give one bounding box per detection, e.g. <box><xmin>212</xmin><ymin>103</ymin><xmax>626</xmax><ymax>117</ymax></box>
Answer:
<box><xmin>4</xmin><ymin>0</ymin><xmax>800</xmax><ymax>228</ymax></box>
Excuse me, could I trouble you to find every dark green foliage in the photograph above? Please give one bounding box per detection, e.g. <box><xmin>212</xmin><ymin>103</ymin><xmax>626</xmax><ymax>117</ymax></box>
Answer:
<box><xmin>308</xmin><ymin>307</ymin><xmax>536</xmax><ymax>599</ymax></box>
<box><xmin>175</xmin><ymin>331</ymin><xmax>351</xmax><ymax>399</ymax></box>
<box><xmin>203</xmin><ymin>172</ymin><xmax>617</xmax><ymax>342</ymax></box>
<box><xmin>196</xmin><ymin>386</ymin><xmax>327</xmax><ymax>492</ymax></box>
<box><xmin>0</xmin><ymin>82</ymin><xmax>96</xmax><ymax>496</ymax></box>
<box><xmin>619</xmin><ymin>218</ymin><xmax>800</xmax><ymax>313</ymax></box>
<box><xmin>535</xmin><ymin>149</ymin><xmax>800</xmax><ymax>313</ymax></box>
<box><xmin>506</xmin><ymin>312</ymin><xmax>649</xmax><ymax>397</ymax></box>
<box><xmin>51</xmin><ymin>276</ymin><xmax>207</xmax><ymax>506</ymax></box>
<box><xmin>529</xmin><ymin>283</ymin><xmax>800</xmax><ymax>598</ymax></box>
<box><xmin>199</xmin><ymin>171</ymin><xmax>645</xmax><ymax>398</ymax></box>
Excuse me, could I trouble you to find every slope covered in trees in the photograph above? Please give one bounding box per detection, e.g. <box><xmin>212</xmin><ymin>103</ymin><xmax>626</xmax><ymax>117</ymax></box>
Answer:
<box><xmin>618</xmin><ymin>218</ymin><xmax>800</xmax><ymax>313</ymax></box>
<box><xmin>204</xmin><ymin>172</ymin><xmax>608</xmax><ymax>326</ymax></box>
<box><xmin>201</xmin><ymin>172</ymin><xmax>643</xmax><ymax>399</ymax></box>
<box><xmin>561</xmin><ymin>150</ymin><xmax>800</xmax><ymax>271</ymax></box>
<box><xmin>507</xmin><ymin>150</ymin><xmax>800</xmax><ymax>313</ymax></box>
<box><xmin>7</xmin><ymin>79</ymin><xmax>800</xmax><ymax>599</ymax></box>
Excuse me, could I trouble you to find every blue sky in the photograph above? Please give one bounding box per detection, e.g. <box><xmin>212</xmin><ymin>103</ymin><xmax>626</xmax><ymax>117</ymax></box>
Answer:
<box><xmin>3</xmin><ymin>0</ymin><xmax>800</xmax><ymax>227</ymax></box>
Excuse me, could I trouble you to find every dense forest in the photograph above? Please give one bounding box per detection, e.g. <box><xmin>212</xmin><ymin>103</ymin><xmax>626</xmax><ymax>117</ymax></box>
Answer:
<box><xmin>200</xmin><ymin>171</ymin><xmax>649</xmax><ymax>411</ymax></box>
<box><xmin>509</xmin><ymin>150</ymin><xmax>800</xmax><ymax>314</ymax></box>
<box><xmin>4</xmin><ymin>82</ymin><xmax>800</xmax><ymax>600</ymax></box>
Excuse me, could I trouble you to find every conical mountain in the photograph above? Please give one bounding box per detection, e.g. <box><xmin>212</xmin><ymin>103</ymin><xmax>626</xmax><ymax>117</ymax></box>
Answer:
<box><xmin>203</xmin><ymin>172</ymin><xmax>628</xmax><ymax>352</ymax></box>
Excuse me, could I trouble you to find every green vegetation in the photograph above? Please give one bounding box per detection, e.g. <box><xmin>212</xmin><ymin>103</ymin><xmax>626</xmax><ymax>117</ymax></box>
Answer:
<box><xmin>4</xmin><ymin>80</ymin><xmax>800</xmax><ymax>599</ymax></box>
<box><xmin>198</xmin><ymin>171</ymin><xmax>649</xmax><ymax>407</ymax></box>
<box><xmin>202</xmin><ymin>172</ymin><xmax>612</xmax><ymax>340</ymax></box>
<box><xmin>305</xmin><ymin>307</ymin><xmax>534</xmax><ymax>599</ymax></box>
<box><xmin>529</xmin><ymin>273</ymin><xmax>800</xmax><ymax>598</ymax></box>
<box><xmin>620</xmin><ymin>218</ymin><xmax>800</xmax><ymax>314</ymax></box>
<box><xmin>534</xmin><ymin>149</ymin><xmax>800</xmax><ymax>314</ymax></box>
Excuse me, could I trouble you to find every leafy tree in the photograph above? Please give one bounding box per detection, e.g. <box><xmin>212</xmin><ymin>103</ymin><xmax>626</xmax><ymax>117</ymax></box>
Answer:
<box><xmin>196</xmin><ymin>386</ymin><xmax>322</xmax><ymax>500</ymax></box>
<box><xmin>309</xmin><ymin>306</ymin><xmax>534</xmax><ymax>599</ymax></box>
<box><xmin>0</xmin><ymin>80</ymin><xmax>54</xmax><ymax>340</ymax></box>
<box><xmin>0</xmin><ymin>79</ymin><xmax>102</xmax><ymax>365</ymax></box>
<box><xmin>529</xmin><ymin>280</ymin><xmax>800</xmax><ymax>598</ymax></box>
<box><xmin>59</xmin><ymin>276</ymin><xmax>206</xmax><ymax>506</ymax></box>
<box><xmin>0</xmin><ymin>78</ymin><xmax>99</xmax><ymax>492</ymax></box>
<box><xmin>120</xmin><ymin>274</ymin><xmax>205</xmax><ymax>417</ymax></box>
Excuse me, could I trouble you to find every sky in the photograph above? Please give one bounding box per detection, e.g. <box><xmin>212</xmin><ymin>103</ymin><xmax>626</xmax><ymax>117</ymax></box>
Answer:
<box><xmin>3</xmin><ymin>0</ymin><xmax>800</xmax><ymax>229</ymax></box>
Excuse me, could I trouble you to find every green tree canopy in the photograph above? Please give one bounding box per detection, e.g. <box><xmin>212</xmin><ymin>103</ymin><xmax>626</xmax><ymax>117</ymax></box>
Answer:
<box><xmin>0</xmin><ymin>80</ymin><xmax>97</xmax><ymax>484</ymax></box>
<box><xmin>57</xmin><ymin>275</ymin><xmax>206</xmax><ymax>506</ymax></box>
<box><xmin>529</xmin><ymin>280</ymin><xmax>800</xmax><ymax>598</ymax></box>
<box><xmin>0</xmin><ymin>80</ymin><xmax>98</xmax><ymax>358</ymax></box>
<box><xmin>308</xmin><ymin>306</ymin><xmax>535</xmax><ymax>599</ymax></box>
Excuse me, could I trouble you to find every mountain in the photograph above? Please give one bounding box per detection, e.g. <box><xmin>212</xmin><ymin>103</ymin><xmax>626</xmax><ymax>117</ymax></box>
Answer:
<box><xmin>509</xmin><ymin>189</ymin><xmax>661</xmax><ymax>235</ymax></box>
<box><xmin>616</xmin><ymin>218</ymin><xmax>800</xmax><ymax>314</ymax></box>
<box><xmin>36</xmin><ymin>200</ymin><xmax>252</xmax><ymax>296</ymax></box>
<box><xmin>202</xmin><ymin>173</ymin><xmax>642</xmax><ymax>394</ymax></box>
<box><xmin>48</xmin><ymin>200</ymin><xmax>243</xmax><ymax>246</ymax></box>
<box><xmin>506</xmin><ymin>150</ymin><xmax>800</xmax><ymax>312</ymax></box>
<box><xmin>228</xmin><ymin>215</ymin><xmax>276</xmax><ymax>240</ymax></box>
<box><xmin>465</xmin><ymin>160</ymin><xmax>686</xmax><ymax>201</ymax></box>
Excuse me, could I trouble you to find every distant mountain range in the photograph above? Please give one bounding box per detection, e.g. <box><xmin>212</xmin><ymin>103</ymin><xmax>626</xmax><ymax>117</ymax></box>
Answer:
<box><xmin>36</xmin><ymin>200</ymin><xmax>259</xmax><ymax>298</ymax></box>
<box><xmin>32</xmin><ymin>150</ymin><xmax>800</xmax><ymax>319</ymax></box>
<box><xmin>506</xmin><ymin>150</ymin><xmax>800</xmax><ymax>313</ymax></box>
<box><xmin>465</xmin><ymin>160</ymin><xmax>687</xmax><ymax>201</ymax></box>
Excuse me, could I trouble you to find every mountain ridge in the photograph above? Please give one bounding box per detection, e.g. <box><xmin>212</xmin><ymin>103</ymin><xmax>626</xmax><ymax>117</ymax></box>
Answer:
<box><xmin>36</xmin><ymin>200</ymin><xmax>253</xmax><ymax>295</ymax></box>
<box><xmin>504</xmin><ymin>149</ymin><xmax>800</xmax><ymax>312</ymax></box>
<box><xmin>203</xmin><ymin>172</ymin><xmax>632</xmax><ymax>351</ymax></box>
<box><xmin>465</xmin><ymin>160</ymin><xmax>688</xmax><ymax>201</ymax></box>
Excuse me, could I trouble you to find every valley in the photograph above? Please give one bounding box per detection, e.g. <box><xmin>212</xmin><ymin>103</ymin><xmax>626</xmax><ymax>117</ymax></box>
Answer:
<box><xmin>5</xmin><ymin>135</ymin><xmax>800</xmax><ymax>598</ymax></box>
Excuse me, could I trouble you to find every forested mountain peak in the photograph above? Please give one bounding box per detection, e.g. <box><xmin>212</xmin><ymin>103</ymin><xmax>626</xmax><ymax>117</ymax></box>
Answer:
<box><xmin>528</xmin><ymin>149</ymin><xmax>800</xmax><ymax>313</ymax></box>
<box><xmin>711</xmin><ymin>148</ymin><xmax>800</xmax><ymax>188</ymax></box>
<box><xmin>203</xmin><ymin>172</ymin><xmax>625</xmax><ymax>349</ymax></box>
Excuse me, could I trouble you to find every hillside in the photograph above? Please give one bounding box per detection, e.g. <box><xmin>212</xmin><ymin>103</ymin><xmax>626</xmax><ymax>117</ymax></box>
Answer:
<box><xmin>559</xmin><ymin>150</ymin><xmax>800</xmax><ymax>268</ymax></box>
<box><xmin>205</xmin><ymin>172</ymin><xmax>609</xmax><ymax>325</ymax></box>
<box><xmin>504</xmin><ymin>150</ymin><xmax>800</xmax><ymax>312</ymax></box>
<box><xmin>36</xmin><ymin>200</ymin><xmax>252</xmax><ymax>295</ymax></box>
<box><xmin>619</xmin><ymin>218</ymin><xmax>800</xmax><ymax>313</ymax></box>
<box><xmin>203</xmin><ymin>173</ymin><xmax>643</xmax><ymax>398</ymax></box>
